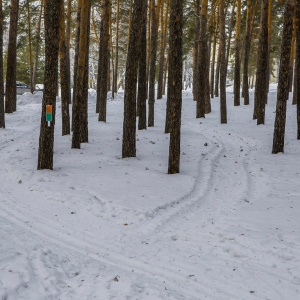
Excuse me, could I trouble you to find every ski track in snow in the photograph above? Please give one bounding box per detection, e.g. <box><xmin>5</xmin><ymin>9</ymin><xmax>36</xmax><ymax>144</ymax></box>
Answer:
<box><xmin>0</xmin><ymin>91</ymin><xmax>300</xmax><ymax>299</ymax></box>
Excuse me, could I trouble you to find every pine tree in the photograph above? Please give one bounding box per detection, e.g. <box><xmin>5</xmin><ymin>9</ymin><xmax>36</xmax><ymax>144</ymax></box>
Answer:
<box><xmin>37</xmin><ymin>0</ymin><xmax>61</xmax><ymax>170</ymax></box>
<box><xmin>0</xmin><ymin>0</ymin><xmax>4</xmax><ymax>128</ymax></box>
<box><xmin>168</xmin><ymin>0</ymin><xmax>183</xmax><ymax>174</ymax></box>
<box><xmin>272</xmin><ymin>0</ymin><xmax>294</xmax><ymax>153</ymax></box>
<box><xmin>122</xmin><ymin>0</ymin><xmax>144</xmax><ymax>158</ymax></box>
<box><xmin>296</xmin><ymin>0</ymin><xmax>300</xmax><ymax>140</ymax></box>
<box><xmin>5</xmin><ymin>0</ymin><xmax>19</xmax><ymax>113</ymax></box>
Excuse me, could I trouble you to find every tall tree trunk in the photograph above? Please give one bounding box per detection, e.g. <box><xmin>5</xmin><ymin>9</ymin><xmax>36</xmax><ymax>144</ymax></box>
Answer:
<box><xmin>5</xmin><ymin>0</ymin><xmax>19</xmax><ymax>113</ymax></box>
<box><xmin>60</xmin><ymin>0</ymin><xmax>71</xmax><ymax>136</ymax></box>
<box><xmin>113</xmin><ymin>0</ymin><xmax>120</xmax><ymax>94</ymax></box>
<box><xmin>196</xmin><ymin>0</ymin><xmax>208</xmax><ymax>119</ymax></box>
<box><xmin>295</xmin><ymin>0</ymin><xmax>300</xmax><ymax>139</ymax></box>
<box><xmin>219</xmin><ymin>0</ymin><xmax>227</xmax><ymax>124</ymax></box>
<box><xmin>233</xmin><ymin>0</ymin><xmax>241</xmax><ymax>106</ymax></box>
<box><xmin>26</xmin><ymin>0</ymin><xmax>33</xmax><ymax>93</ymax></box>
<box><xmin>193</xmin><ymin>0</ymin><xmax>200</xmax><ymax>101</ymax></box>
<box><xmin>168</xmin><ymin>0</ymin><xmax>183</xmax><ymax>174</ymax></box>
<box><xmin>242</xmin><ymin>0</ymin><xmax>253</xmax><ymax>105</ymax></box>
<box><xmin>72</xmin><ymin>0</ymin><xmax>90</xmax><ymax>149</ymax></box>
<box><xmin>0</xmin><ymin>0</ymin><xmax>4</xmax><ymax>128</ymax></box>
<box><xmin>254</xmin><ymin>0</ymin><xmax>269</xmax><ymax>124</ymax></box>
<box><xmin>72</xmin><ymin>0</ymin><xmax>81</xmax><ymax>126</ymax></box>
<box><xmin>32</xmin><ymin>2</ymin><xmax>43</xmax><ymax>92</ymax></box>
<box><xmin>210</xmin><ymin>19</ymin><xmax>217</xmax><ymax>99</ymax></box>
<box><xmin>148</xmin><ymin>0</ymin><xmax>157</xmax><ymax>127</ymax></box>
<box><xmin>98</xmin><ymin>0</ymin><xmax>110</xmax><ymax>122</ymax></box>
<box><xmin>272</xmin><ymin>0</ymin><xmax>294</xmax><ymax>153</ymax></box>
<box><xmin>157</xmin><ymin>0</ymin><xmax>169</xmax><ymax>100</ymax></box>
<box><xmin>122</xmin><ymin>0</ymin><xmax>144</xmax><ymax>158</ymax></box>
<box><xmin>137</xmin><ymin>0</ymin><xmax>147</xmax><ymax>130</ymax></box>
<box><xmin>37</xmin><ymin>0</ymin><xmax>61</xmax><ymax>170</ymax></box>
<box><xmin>65</xmin><ymin>0</ymin><xmax>72</xmax><ymax>104</ymax></box>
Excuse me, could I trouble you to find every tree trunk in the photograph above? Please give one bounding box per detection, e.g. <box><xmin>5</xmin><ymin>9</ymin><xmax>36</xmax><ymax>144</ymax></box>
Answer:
<box><xmin>272</xmin><ymin>0</ymin><xmax>294</xmax><ymax>153</ymax></box>
<box><xmin>168</xmin><ymin>0</ymin><xmax>183</xmax><ymax>174</ymax></box>
<box><xmin>26</xmin><ymin>0</ymin><xmax>33</xmax><ymax>93</ymax></box>
<box><xmin>193</xmin><ymin>0</ymin><xmax>200</xmax><ymax>101</ymax></box>
<box><xmin>122</xmin><ymin>0</ymin><xmax>144</xmax><ymax>158</ymax></box>
<box><xmin>32</xmin><ymin>2</ymin><xmax>43</xmax><ymax>93</ymax></box>
<box><xmin>0</xmin><ymin>0</ymin><xmax>4</xmax><ymax>128</ymax></box>
<box><xmin>5</xmin><ymin>0</ymin><xmax>19</xmax><ymax>113</ymax></box>
<box><xmin>196</xmin><ymin>0</ymin><xmax>208</xmax><ymax>118</ymax></box>
<box><xmin>242</xmin><ymin>0</ymin><xmax>253</xmax><ymax>105</ymax></box>
<box><xmin>37</xmin><ymin>0</ymin><xmax>61</xmax><ymax>170</ymax></box>
<box><xmin>72</xmin><ymin>0</ymin><xmax>90</xmax><ymax>149</ymax></box>
<box><xmin>254</xmin><ymin>0</ymin><xmax>269</xmax><ymax>124</ymax></box>
<box><xmin>113</xmin><ymin>0</ymin><xmax>120</xmax><ymax>94</ymax></box>
<box><xmin>60</xmin><ymin>0</ymin><xmax>70</xmax><ymax>136</ymax></box>
<box><xmin>295</xmin><ymin>0</ymin><xmax>300</xmax><ymax>139</ymax></box>
<box><xmin>98</xmin><ymin>0</ymin><xmax>110</xmax><ymax>122</ymax></box>
<box><xmin>233</xmin><ymin>0</ymin><xmax>241</xmax><ymax>106</ymax></box>
<box><xmin>219</xmin><ymin>0</ymin><xmax>227</xmax><ymax>124</ymax></box>
<box><xmin>148</xmin><ymin>0</ymin><xmax>157</xmax><ymax>127</ymax></box>
<box><xmin>65</xmin><ymin>0</ymin><xmax>72</xmax><ymax>104</ymax></box>
<box><xmin>137</xmin><ymin>0</ymin><xmax>147</xmax><ymax>130</ymax></box>
<box><xmin>157</xmin><ymin>0</ymin><xmax>170</xmax><ymax>99</ymax></box>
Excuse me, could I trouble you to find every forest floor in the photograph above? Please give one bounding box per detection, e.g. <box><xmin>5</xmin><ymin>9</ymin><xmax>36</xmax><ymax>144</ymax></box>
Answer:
<box><xmin>0</xmin><ymin>85</ymin><xmax>299</xmax><ymax>300</ymax></box>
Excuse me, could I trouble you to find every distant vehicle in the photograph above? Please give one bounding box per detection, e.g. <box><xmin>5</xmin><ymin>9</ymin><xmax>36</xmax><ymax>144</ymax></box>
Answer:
<box><xmin>4</xmin><ymin>81</ymin><xmax>32</xmax><ymax>95</ymax></box>
<box><xmin>16</xmin><ymin>81</ymin><xmax>31</xmax><ymax>94</ymax></box>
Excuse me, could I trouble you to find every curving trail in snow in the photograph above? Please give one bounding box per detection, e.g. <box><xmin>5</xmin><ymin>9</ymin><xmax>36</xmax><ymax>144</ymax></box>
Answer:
<box><xmin>0</xmin><ymin>89</ymin><xmax>300</xmax><ymax>299</ymax></box>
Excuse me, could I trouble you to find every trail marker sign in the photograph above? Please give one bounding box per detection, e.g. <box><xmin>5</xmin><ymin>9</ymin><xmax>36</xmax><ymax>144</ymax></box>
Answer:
<box><xmin>46</xmin><ymin>105</ymin><xmax>52</xmax><ymax>126</ymax></box>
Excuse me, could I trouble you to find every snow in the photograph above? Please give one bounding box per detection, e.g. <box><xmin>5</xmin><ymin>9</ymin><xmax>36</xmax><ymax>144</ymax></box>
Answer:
<box><xmin>0</xmin><ymin>85</ymin><xmax>299</xmax><ymax>299</ymax></box>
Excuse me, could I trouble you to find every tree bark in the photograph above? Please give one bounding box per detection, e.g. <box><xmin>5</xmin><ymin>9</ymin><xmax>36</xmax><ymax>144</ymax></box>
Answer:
<box><xmin>233</xmin><ymin>0</ymin><xmax>241</xmax><ymax>106</ymax></box>
<box><xmin>37</xmin><ymin>0</ymin><xmax>61</xmax><ymax>170</ymax></box>
<box><xmin>196</xmin><ymin>0</ymin><xmax>208</xmax><ymax>118</ymax></box>
<box><xmin>122</xmin><ymin>0</ymin><xmax>144</xmax><ymax>158</ymax></box>
<box><xmin>98</xmin><ymin>0</ymin><xmax>110</xmax><ymax>122</ymax></box>
<box><xmin>272</xmin><ymin>0</ymin><xmax>294</xmax><ymax>153</ymax></box>
<box><xmin>219</xmin><ymin>0</ymin><xmax>227</xmax><ymax>124</ymax></box>
<box><xmin>295</xmin><ymin>0</ymin><xmax>300</xmax><ymax>139</ymax></box>
<box><xmin>137</xmin><ymin>0</ymin><xmax>147</xmax><ymax>130</ymax></box>
<box><xmin>72</xmin><ymin>0</ymin><xmax>90</xmax><ymax>149</ymax></box>
<box><xmin>168</xmin><ymin>0</ymin><xmax>183</xmax><ymax>174</ymax></box>
<box><xmin>5</xmin><ymin>0</ymin><xmax>19</xmax><ymax>113</ymax></box>
<box><xmin>0</xmin><ymin>0</ymin><xmax>4</xmax><ymax>128</ymax></box>
<box><xmin>254</xmin><ymin>0</ymin><xmax>269</xmax><ymax>124</ymax></box>
<box><xmin>193</xmin><ymin>0</ymin><xmax>200</xmax><ymax>101</ymax></box>
<box><xmin>60</xmin><ymin>0</ymin><xmax>70</xmax><ymax>136</ymax></box>
<box><xmin>148</xmin><ymin>0</ymin><xmax>157</xmax><ymax>127</ymax></box>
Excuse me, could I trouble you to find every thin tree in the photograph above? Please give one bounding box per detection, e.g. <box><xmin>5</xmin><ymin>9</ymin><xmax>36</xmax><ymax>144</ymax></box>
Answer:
<box><xmin>59</xmin><ymin>0</ymin><xmax>70</xmax><ymax>135</ymax></box>
<box><xmin>295</xmin><ymin>0</ymin><xmax>300</xmax><ymax>139</ymax></box>
<box><xmin>196</xmin><ymin>0</ymin><xmax>208</xmax><ymax>118</ymax></box>
<box><xmin>148</xmin><ymin>0</ymin><xmax>158</xmax><ymax>127</ymax></box>
<box><xmin>26</xmin><ymin>0</ymin><xmax>34</xmax><ymax>93</ymax></box>
<box><xmin>253</xmin><ymin>0</ymin><xmax>269</xmax><ymax>124</ymax></box>
<box><xmin>0</xmin><ymin>0</ymin><xmax>4</xmax><ymax>128</ymax></box>
<box><xmin>37</xmin><ymin>0</ymin><xmax>61</xmax><ymax>170</ymax></box>
<box><xmin>5</xmin><ymin>0</ymin><xmax>19</xmax><ymax>113</ymax></box>
<box><xmin>233</xmin><ymin>0</ymin><xmax>241</xmax><ymax>106</ymax></box>
<box><xmin>272</xmin><ymin>0</ymin><xmax>294</xmax><ymax>153</ymax></box>
<box><xmin>122</xmin><ymin>0</ymin><xmax>144</xmax><ymax>158</ymax></box>
<box><xmin>219</xmin><ymin>0</ymin><xmax>227</xmax><ymax>124</ymax></box>
<box><xmin>193</xmin><ymin>0</ymin><xmax>200</xmax><ymax>101</ymax></box>
<box><xmin>113</xmin><ymin>0</ymin><xmax>120</xmax><ymax>94</ymax></box>
<box><xmin>137</xmin><ymin>0</ymin><xmax>147</xmax><ymax>130</ymax></box>
<box><xmin>72</xmin><ymin>0</ymin><xmax>90</xmax><ymax>149</ymax></box>
<box><xmin>97</xmin><ymin>0</ymin><xmax>110</xmax><ymax>122</ymax></box>
<box><xmin>168</xmin><ymin>0</ymin><xmax>183</xmax><ymax>174</ymax></box>
<box><xmin>32</xmin><ymin>2</ymin><xmax>43</xmax><ymax>92</ymax></box>
<box><xmin>242</xmin><ymin>0</ymin><xmax>254</xmax><ymax>105</ymax></box>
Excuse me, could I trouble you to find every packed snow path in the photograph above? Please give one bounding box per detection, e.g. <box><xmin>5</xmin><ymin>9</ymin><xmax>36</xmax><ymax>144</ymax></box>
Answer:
<box><xmin>0</xmin><ymin>88</ymin><xmax>300</xmax><ymax>299</ymax></box>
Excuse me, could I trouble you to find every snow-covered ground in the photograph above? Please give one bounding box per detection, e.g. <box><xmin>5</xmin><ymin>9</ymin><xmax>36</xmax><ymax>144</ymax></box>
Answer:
<box><xmin>0</xmin><ymin>85</ymin><xmax>299</xmax><ymax>300</ymax></box>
